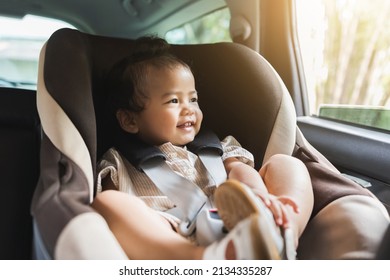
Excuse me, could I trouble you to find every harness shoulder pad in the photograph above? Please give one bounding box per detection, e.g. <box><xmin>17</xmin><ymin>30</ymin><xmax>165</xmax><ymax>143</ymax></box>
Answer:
<box><xmin>187</xmin><ymin>128</ymin><xmax>223</xmax><ymax>156</ymax></box>
<box><xmin>114</xmin><ymin>130</ymin><xmax>165</xmax><ymax>170</ymax></box>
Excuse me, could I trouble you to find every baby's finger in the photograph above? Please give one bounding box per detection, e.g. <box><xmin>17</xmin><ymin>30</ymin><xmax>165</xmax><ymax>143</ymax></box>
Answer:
<box><xmin>268</xmin><ymin>199</ymin><xmax>283</xmax><ymax>226</ymax></box>
<box><xmin>280</xmin><ymin>205</ymin><xmax>291</xmax><ymax>229</ymax></box>
<box><xmin>252</xmin><ymin>189</ymin><xmax>271</xmax><ymax>207</ymax></box>
<box><xmin>278</xmin><ymin>196</ymin><xmax>300</xmax><ymax>213</ymax></box>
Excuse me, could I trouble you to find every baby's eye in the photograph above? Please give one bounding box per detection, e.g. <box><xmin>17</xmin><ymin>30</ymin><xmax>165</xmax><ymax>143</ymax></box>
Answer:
<box><xmin>190</xmin><ymin>97</ymin><xmax>198</xmax><ymax>103</ymax></box>
<box><xmin>169</xmin><ymin>98</ymin><xmax>179</xmax><ymax>104</ymax></box>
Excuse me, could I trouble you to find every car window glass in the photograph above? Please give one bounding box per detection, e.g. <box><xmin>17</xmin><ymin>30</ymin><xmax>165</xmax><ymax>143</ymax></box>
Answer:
<box><xmin>0</xmin><ymin>15</ymin><xmax>75</xmax><ymax>90</ymax></box>
<box><xmin>296</xmin><ymin>0</ymin><xmax>390</xmax><ymax>131</ymax></box>
<box><xmin>165</xmin><ymin>8</ymin><xmax>231</xmax><ymax>44</ymax></box>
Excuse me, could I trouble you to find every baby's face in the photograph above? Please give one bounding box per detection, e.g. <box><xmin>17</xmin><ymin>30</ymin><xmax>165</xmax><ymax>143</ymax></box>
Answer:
<box><xmin>134</xmin><ymin>65</ymin><xmax>203</xmax><ymax>146</ymax></box>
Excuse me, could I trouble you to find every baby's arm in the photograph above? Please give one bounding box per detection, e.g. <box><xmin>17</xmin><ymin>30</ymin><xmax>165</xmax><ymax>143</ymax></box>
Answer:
<box><xmin>224</xmin><ymin>157</ymin><xmax>269</xmax><ymax>199</ymax></box>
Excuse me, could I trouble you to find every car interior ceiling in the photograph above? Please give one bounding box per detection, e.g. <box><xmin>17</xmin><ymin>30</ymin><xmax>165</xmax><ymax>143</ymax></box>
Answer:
<box><xmin>0</xmin><ymin>0</ymin><xmax>225</xmax><ymax>37</ymax></box>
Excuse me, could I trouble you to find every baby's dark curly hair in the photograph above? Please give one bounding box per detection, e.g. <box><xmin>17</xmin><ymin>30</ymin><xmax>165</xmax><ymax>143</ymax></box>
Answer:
<box><xmin>105</xmin><ymin>36</ymin><xmax>191</xmax><ymax>114</ymax></box>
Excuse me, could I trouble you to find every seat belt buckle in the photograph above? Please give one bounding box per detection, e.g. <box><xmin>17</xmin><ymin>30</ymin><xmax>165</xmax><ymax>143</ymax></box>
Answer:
<box><xmin>178</xmin><ymin>218</ymin><xmax>197</xmax><ymax>237</ymax></box>
<box><xmin>178</xmin><ymin>201</ymin><xmax>207</xmax><ymax>236</ymax></box>
<box><xmin>196</xmin><ymin>208</ymin><xmax>226</xmax><ymax>246</ymax></box>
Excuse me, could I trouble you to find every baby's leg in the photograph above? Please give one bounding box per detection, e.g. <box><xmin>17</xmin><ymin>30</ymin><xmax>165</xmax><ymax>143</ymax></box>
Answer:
<box><xmin>92</xmin><ymin>190</ymin><xmax>204</xmax><ymax>259</ymax></box>
<box><xmin>93</xmin><ymin>190</ymin><xmax>285</xmax><ymax>260</ymax></box>
<box><xmin>260</xmin><ymin>154</ymin><xmax>314</xmax><ymax>242</ymax></box>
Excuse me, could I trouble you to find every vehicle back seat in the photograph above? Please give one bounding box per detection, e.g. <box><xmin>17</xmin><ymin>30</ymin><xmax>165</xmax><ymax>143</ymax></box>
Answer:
<box><xmin>0</xmin><ymin>87</ymin><xmax>41</xmax><ymax>259</ymax></box>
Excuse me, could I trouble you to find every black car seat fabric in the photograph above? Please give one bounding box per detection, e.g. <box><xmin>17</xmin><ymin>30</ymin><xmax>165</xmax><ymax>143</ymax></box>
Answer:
<box><xmin>0</xmin><ymin>88</ymin><xmax>40</xmax><ymax>259</ymax></box>
<box><xmin>31</xmin><ymin>28</ymin><xmax>389</xmax><ymax>259</ymax></box>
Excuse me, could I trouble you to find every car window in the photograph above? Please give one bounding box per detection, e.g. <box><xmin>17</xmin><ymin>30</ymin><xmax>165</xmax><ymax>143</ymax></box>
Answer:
<box><xmin>0</xmin><ymin>15</ymin><xmax>75</xmax><ymax>90</ymax></box>
<box><xmin>295</xmin><ymin>0</ymin><xmax>390</xmax><ymax>131</ymax></box>
<box><xmin>165</xmin><ymin>8</ymin><xmax>231</xmax><ymax>44</ymax></box>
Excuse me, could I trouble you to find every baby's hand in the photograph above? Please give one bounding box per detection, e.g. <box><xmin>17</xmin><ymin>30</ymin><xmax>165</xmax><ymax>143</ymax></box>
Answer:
<box><xmin>268</xmin><ymin>195</ymin><xmax>299</xmax><ymax>228</ymax></box>
<box><xmin>253</xmin><ymin>192</ymin><xmax>299</xmax><ymax>229</ymax></box>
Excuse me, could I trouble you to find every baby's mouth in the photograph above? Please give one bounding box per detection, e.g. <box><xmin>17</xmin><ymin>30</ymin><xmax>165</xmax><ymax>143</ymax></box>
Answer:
<box><xmin>177</xmin><ymin>121</ymin><xmax>195</xmax><ymax>129</ymax></box>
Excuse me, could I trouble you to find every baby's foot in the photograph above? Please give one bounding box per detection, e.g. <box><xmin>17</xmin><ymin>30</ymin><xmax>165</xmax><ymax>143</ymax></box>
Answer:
<box><xmin>214</xmin><ymin>179</ymin><xmax>296</xmax><ymax>259</ymax></box>
<box><xmin>203</xmin><ymin>213</ymin><xmax>281</xmax><ymax>259</ymax></box>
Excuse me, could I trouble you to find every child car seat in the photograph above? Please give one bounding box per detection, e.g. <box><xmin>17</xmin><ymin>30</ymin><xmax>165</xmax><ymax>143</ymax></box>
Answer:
<box><xmin>31</xmin><ymin>28</ymin><xmax>389</xmax><ymax>259</ymax></box>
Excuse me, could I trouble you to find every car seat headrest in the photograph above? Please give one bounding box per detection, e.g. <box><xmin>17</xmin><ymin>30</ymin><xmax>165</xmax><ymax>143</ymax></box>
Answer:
<box><xmin>41</xmin><ymin>28</ymin><xmax>295</xmax><ymax>172</ymax></box>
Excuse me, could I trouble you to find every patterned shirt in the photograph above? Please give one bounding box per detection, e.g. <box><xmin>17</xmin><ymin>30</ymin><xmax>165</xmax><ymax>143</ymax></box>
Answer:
<box><xmin>97</xmin><ymin>135</ymin><xmax>254</xmax><ymax>213</ymax></box>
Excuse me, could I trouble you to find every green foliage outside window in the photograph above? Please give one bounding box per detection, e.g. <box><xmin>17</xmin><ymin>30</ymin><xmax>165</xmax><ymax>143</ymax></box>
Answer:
<box><xmin>297</xmin><ymin>0</ymin><xmax>390</xmax><ymax>131</ymax></box>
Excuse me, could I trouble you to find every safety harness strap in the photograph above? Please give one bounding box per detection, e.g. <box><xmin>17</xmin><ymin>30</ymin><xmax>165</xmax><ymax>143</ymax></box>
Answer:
<box><xmin>115</xmin><ymin>128</ymin><xmax>227</xmax><ymax>236</ymax></box>
<box><xmin>187</xmin><ymin>128</ymin><xmax>227</xmax><ymax>186</ymax></box>
<box><xmin>140</xmin><ymin>158</ymin><xmax>207</xmax><ymax>236</ymax></box>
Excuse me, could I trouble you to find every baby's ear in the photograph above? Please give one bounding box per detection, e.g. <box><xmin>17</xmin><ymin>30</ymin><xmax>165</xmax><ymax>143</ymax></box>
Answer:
<box><xmin>116</xmin><ymin>109</ymin><xmax>139</xmax><ymax>133</ymax></box>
